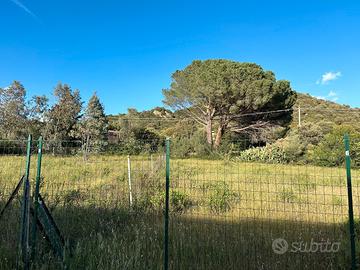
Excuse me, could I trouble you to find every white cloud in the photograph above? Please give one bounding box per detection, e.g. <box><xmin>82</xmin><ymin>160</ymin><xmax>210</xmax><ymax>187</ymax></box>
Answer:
<box><xmin>312</xmin><ymin>90</ymin><xmax>339</xmax><ymax>102</ymax></box>
<box><xmin>328</xmin><ymin>90</ymin><xmax>337</xmax><ymax>97</ymax></box>
<box><xmin>10</xmin><ymin>0</ymin><xmax>38</xmax><ymax>19</ymax></box>
<box><xmin>316</xmin><ymin>71</ymin><xmax>341</xmax><ymax>85</ymax></box>
<box><xmin>328</xmin><ymin>90</ymin><xmax>339</xmax><ymax>102</ymax></box>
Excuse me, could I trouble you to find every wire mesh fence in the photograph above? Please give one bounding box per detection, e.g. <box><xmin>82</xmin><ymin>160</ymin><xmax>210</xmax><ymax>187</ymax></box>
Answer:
<box><xmin>0</xmin><ymin>135</ymin><xmax>359</xmax><ymax>269</ymax></box>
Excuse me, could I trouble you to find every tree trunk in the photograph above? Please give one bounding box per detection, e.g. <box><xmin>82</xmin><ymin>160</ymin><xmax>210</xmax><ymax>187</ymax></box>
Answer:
<box><xmin>206</xmin><ymin>118</ymin><xmax>213</xmax><ymax>146</ymax></box>
<box><xmin>214</xmin><ymin>124</ymin><xmax>226</xmax><ymax>148</ymax></box>
<box><xmin>83</xmin><ymin>135</ymin><xmax>90</xmax><ymax>161</ymax></box>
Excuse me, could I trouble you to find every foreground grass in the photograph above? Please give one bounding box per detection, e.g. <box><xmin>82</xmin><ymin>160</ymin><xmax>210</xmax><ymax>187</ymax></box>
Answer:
<box><xmin>0</xmin><ymin>154</ymin><xmax>359</xmax><ymax>269</ymax></box>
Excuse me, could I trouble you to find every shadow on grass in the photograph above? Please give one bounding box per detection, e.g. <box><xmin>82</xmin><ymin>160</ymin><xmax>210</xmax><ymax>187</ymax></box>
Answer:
<box><xmin>0</xmin><ymin>201</ymin><xmax>356</xmax><ymax>270</ymax></box>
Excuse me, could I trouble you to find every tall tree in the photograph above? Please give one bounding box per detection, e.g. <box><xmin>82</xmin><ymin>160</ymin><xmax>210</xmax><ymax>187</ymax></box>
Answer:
<box><xmin>163</xmin><ymin>60</ymin><xmax>297</xmax><ymax>147</ymax></box>
<box><xmin>46</xmin><ymin>83</ymin><xmax>82</xmax><ymax>143</ymax></box>
<box><xmin>78</xmin><ymin>92</ymin><xmax>108</xmax><ymax>154</ymax></box>
<box><xmin>26</xmin><ymin>95</ymin><xmax>49</xmax><ymax>138</ymax></box>
<box><xmin>0</xmin><ymin>81</ymin><xmax>27</xmax><ymax>139</ymax></box>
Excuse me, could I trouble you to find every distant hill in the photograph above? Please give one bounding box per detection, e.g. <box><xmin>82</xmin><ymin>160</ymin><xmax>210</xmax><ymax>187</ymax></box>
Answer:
<box><xmin>292</xmin><ymin>93</ymin><xmax>360</xmax><ymax>129</ymax></box>
<box><xmin>107</xmin><ymin>93</ymin><xmax>360</xmax><ymax>140</ymax></box>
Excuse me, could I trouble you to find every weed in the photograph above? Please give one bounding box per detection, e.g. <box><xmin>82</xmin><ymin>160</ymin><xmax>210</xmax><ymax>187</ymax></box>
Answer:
<box><xmin>209</xmin><ymin>182</ymin><xmax>239</xmax><ymax>213</ymax></box>
<box><xmin>332</xmin><ymin>195</ymin><xmax>343</xmax><ymax>206</ymax></box>
<box><xmin>279</xmin><ymin>188</ymin><xmax>297</xmax><ymax>203</ymax></box>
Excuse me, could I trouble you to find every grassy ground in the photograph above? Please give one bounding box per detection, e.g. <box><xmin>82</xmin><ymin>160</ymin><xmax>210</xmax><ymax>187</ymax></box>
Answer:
<box><xmin>0</xmin><ymin>154</ymin><xmax>359</xmax><ymax>269</ymax></box>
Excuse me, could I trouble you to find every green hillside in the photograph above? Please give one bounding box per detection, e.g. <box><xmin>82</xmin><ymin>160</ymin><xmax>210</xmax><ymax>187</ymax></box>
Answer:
<box><xmin>108</xmin><ymin>93</ymin><xmax>360</xmax><ymax>137</ymax></box>
<box><xmin>293</xmin><ymin>93</ymin><xmax>360</xmax><ymax>129</ymax></box>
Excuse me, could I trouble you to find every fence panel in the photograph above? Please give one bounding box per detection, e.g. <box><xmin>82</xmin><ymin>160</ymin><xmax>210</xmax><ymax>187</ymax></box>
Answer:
<box><xmin>169</xmin><ymin>137</ymin><xmax>355</xmax><ymax>269</ymax></box>
<box><xmin>0</xmin><ymin>136</ymin><xmax>359</xmax><ymax>269</ymax></box>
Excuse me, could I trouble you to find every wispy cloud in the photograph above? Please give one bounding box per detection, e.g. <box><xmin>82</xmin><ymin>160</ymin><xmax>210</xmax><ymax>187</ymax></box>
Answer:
<box><xmin>316</xmin><ymin>71</ymin><xmax>341</xmax><ymax>85</ymax></box>
<box><xmin>328</xmin><ymin>90</ymin><xmax>339</xmax><ymax>102</ymax></box>
<box><xmin>328</xmin><ymin>90</ymin><xmax>337</xmax><ymax>97</ymax></box>
<box><xmin>10</xmin><ymin>0</ymin><xmax>38</xmax><ymax>20</ymax></box>
<box><xmin>313</xmin><ymin>90</ymin><xmax>339</xmax><ymax>102</ymax></box>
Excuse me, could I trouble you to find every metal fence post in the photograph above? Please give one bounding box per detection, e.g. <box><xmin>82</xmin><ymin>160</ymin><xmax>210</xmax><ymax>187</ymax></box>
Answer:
<box><xmin>344</xmin><ymin>134</ymin><xmax>357</xmax><ymax>270</ymax></box>
<box><xmin>150</xmin><ymin>154</ymin><xmax>154</xmax><ymax>174</ymax></box>
<box><xmin>31</xmin><ymin>136</ymin><xmax>43</xmax><ymax>261</ymax></box>
<box><xmin>164</xmin><ymin>138</ymin><xmax>170</xmax><ymax>270</ymax></box>
<box><xmin>127</xmin><ymin>155</ymin><xmax>133</xmax><ymax>207</ymax></box>
<box><xmin>20</xmin><ymin>134</ymin><xmax>32</xmax><ymax>269</ymax></box>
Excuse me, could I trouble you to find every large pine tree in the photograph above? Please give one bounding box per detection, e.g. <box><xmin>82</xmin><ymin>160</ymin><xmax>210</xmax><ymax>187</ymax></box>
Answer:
<box><xmin>163</xmin><ymin>60</ymin><xmax>297</xmax><ymax>148</ymax></box>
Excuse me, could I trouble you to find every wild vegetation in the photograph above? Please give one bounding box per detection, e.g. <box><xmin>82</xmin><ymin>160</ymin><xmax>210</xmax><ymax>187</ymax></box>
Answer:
<box><xmin>0</xmin><ymin>152</ymin><xmax>359</xmax><ymax>269</ymax></box>
<box><xmin>1</xmin><ymin>60</ymin><xmax>360</xmax><ymax>166</ymax></box>
<box><xmin>1</xmin><ymin>59</ymin><xmax>360</xmax><ymax>269</ymax></box>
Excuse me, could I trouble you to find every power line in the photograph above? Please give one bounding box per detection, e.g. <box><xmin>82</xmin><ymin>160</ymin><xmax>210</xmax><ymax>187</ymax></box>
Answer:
<box><xmin>110</xmin><ymin>107</ymin><xmax>360</xmax><ymax>122</ymax></box>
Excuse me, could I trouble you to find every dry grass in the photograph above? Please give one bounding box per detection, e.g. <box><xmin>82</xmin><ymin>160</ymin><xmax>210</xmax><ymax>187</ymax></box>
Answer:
<box><xmin>0</xmin><ymin>154</ymin><xmax>359</xmax><ymax>269</ymax></box>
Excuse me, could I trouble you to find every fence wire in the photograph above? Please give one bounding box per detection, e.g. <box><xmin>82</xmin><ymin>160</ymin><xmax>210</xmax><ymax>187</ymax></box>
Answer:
<box><xmin>0</xmin><ymin>136</ymin><xmax>359</xmax><ymax>269</ymax></box>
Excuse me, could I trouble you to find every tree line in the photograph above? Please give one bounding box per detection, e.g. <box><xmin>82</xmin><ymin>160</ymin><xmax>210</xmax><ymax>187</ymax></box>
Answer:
<box><xmin>2</xmin><ymin>59</ymin><xmax>358</xmax><ymax>166</ymax></box>
<box><xmin>2</xmin><ymin>60</ymin><xmax>296</xmax><ymax>153</ymax></box>
<box><xmin>0</xmin><ymin>81</ymin><xmax>108</xmax><ymax>153</ymax></box>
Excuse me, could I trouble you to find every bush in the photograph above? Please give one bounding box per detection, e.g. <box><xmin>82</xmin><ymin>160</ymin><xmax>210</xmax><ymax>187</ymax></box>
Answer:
<box><xmin>276</xmin><ymin>135</ymin><xmax>305</xmax><ymax>162</ymax></box>
<box><xmin>63</xmin><ymin>190</ymin><xmax>87</xmax><ymax>206</ymax></box>
<box><xmin>237</xmin><ymin>133</ymin><xmax>307</xmax><ymax>164</ymax></box>
<box><xmin>192</xmin><ymin>130</ymin><xmax>213</xmax><ymax>157</ymax></box>
<box><xmin>278</xmin><ymin>188</ymin><xmax>297</xmax><ymax>203</ymax></box>
<box><xmin>309</xmin><ymin>125</ymin><xmax>360</xmax><ymax>167</ymax></box>
<box><xmin>149</xmin><ymin>190</ymin><xmax>192</xmax><ymax>213</ymax></box>
<box><xmin>208</xmin><ymin>182</ymin><xmax>239</xmax><ymax>214</ymax></box>
<box><xmin>238</xmin><ymin>144</ymin><xmax>288</xmax><ymax>163</ymax></box>
<box><xmin>107</xmin><ymin>127</ymin><xmax>164</xmax><ymax>155</ymax></box>
<box><xmin>169</xmin><ymin>137</ymin><xmax>195</xmax><ymax>158</ymax></box>
<box><xmin>213</xmin><ymin>132</ymin><xmax>250</xmax><ymax>157</ymax></box>
<box><xmin>298</xmin><ymin>122</ymin><xmax>325</xmax><ymax>146</ymax></box>
<box><xmin>169</xmin><ymin>130</ymin><xmax>213</xmax><ymax>158</ymax></box>
<box><xmin>0</xmin><ymin>140</ymin><xmax>27</xmax><ymax>155</ymax></box>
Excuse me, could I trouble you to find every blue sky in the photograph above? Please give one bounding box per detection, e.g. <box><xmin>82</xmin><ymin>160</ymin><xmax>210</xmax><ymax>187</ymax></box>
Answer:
<box><xmin>0</xmin><ymin>0</ymin><xmax>359</xmax><ymax>114</ymax></box>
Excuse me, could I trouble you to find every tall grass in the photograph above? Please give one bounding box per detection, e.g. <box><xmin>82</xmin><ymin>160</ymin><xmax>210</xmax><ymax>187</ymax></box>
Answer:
<box><xmin>0</xmin><ymin>154</ymin><xmax>358</xmax><ymax>269</ymax></box>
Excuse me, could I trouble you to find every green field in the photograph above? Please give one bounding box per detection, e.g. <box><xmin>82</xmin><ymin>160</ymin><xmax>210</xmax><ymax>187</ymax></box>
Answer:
<box><xmin>0</xmin><ymin>154</ymin><xmax>359</xmax><ymax>269</ymax></box>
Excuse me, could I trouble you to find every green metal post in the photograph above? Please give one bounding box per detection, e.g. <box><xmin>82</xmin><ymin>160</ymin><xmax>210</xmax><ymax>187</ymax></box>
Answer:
<box><xmin>31</xmin><ymin>136</ymin><xmax>43</xmax><ymax>261</ymax></box>
<box><xmin>164</xmin><ymin>138</ymin><xmax>170</xmax><ymax>270</ymax></box>
<box><xmin>20</xmin><ymin>134</ymin><xmax>32</xmax><ymax>270</ymax></box>
<box><xmin>344</xmin><ymin>134</ymin><xmax>357</xmax><ymax>270</ymax></box>
<box><xmin>24</xmin><ymin>135</ymin><xmax>32</xmax><ymax>183</ymax></box>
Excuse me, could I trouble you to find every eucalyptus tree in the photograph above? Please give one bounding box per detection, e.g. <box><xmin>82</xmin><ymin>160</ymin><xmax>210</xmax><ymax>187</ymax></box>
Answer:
<box><xmin>0</xmin><ymin>81</ymin><xmax>27</xmax><ymax>138</ymax></box>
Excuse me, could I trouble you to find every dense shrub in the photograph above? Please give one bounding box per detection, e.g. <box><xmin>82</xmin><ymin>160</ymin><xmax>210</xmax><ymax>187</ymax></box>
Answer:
<box><xmin>298</xmin><ymin>122</ymin><xmax>325</xmax><ymax>146</ymax></box>
<box><xmin>309</xmin><ymin>125</ymin><xmax>360</xmax><ymax>167</ymax></box>
<box><xmin>192</xmin><ymin>130</ymin><xmax>213</xmax><ymax>157</ymax></box>
<box><xmin>237</xmin><ymin>124</ymin><xmax>360</xmax><ymax>166</ymax></box>
<box><xmin>0</xmin><ymin>140</ymin><xmax>27</xmax><ymax>155</ymax></box>
<box><xmin>170</xmin><ymin>131</ymin><xmax>249</xmax><ymax>159</ymax></box>
<box><xmin>107</xmin><ymin>128</ymin><xmax>164</xmax><ymax>155</ymax></box>
<box><xmin>208</xmin><ymin>182</ymin><xmax>239</xmax><ymax>214</ymax></box>
<box><xmin>170</xmin><ymin>137</ymin><xmax>195</xmax><ymax>158</ymax></box>
<box><xmin>277</xmin><ymin>135</ymin><xmax>305</xmax><ymax>162</ymax></box>
<box><xmin>237</xmin><ymin>144</ymin><xmax>288</xmax><ymax>163</ymax></box>
<box><xmin>170</xmin><ymin>130</ymin><xmax>212</xmax><ymax>158</ymax></box>
<box><xmin>149</xmin><ymin>190</ymin><xmax>192</xmax><ymax>213</ymax></box>
<box><xmin>278</xmin><ymin>188</ymin><xmax>297</xmax><ymax>203</ymax></box>
<box><xmin>213</xmin><ymin>133</ymin><xmax>250</xmax><ymax>156</ymax></box>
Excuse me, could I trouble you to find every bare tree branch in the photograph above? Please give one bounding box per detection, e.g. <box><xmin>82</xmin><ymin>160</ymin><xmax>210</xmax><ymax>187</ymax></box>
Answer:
<box><xmin>172</xmin><ymin>104</ymin><xmax>207</xmax><ymax>126</ymax></box>
<box><xmin>230</xmin><ymin>121</ymin><xmax>270</xmax><ymax>133</ymax></box>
